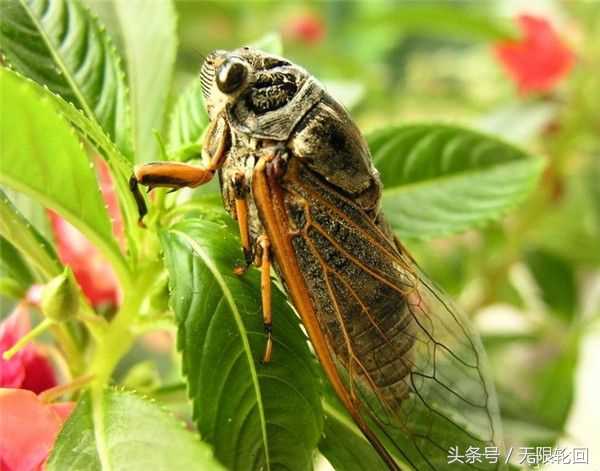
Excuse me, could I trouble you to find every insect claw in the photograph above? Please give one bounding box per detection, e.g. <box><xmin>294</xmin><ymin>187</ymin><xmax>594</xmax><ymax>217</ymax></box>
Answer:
<box><xmin>129</xmin><ymin>174</ymin><xmax>148</xmax><ymax>226</ymax></box>
<box><xmin>137</xmin><ymin>216</ymin><xmax>146</xmax><ymax>228</ymax></box>
<box><xmin>233</xmin><ymin>263</ymin><xmax>248</xmax><ymax>276</ymax></box>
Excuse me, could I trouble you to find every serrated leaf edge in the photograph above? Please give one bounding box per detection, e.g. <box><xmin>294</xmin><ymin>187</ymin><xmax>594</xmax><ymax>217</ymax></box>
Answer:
<box><xmin>1</xmin><ymin>67</ymin><xmax>141</xmax><ymax>265</ymax></box>
<box><xmin>0</xmin><ymin>72</ymin><xmax>131</xmax><ymax>285</ymax></box>
<box><xmin>11</xmin><ymin>0</ymin><xmax>134</xmax><ymax>159</ymax></box>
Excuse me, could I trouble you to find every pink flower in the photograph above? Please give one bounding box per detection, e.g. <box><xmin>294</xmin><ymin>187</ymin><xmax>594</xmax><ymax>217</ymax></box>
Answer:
<box><xmin>0</xmin><ymin>304</ymin><xmax>56</xmax><ymax>394</ymax></box>
<box><xmin>283</xmin><ymin>12</ymin><xmax>325</xmax><ymax>44</ymax></box>
<box><xmin>0</xmin><ymin>388</ymin><xmax>75</xmax><ymax>471</ymax></box>
<box><xmin>97</xmin><ymin>159</ymin><xmax>125</xmax><ymax>250</ymax></box>
<box><xmin>494</xmin><ymin>15</ymin><xmax>575</xmax><ymax>95</ymax></box>
<box><xmin>48</xmin><ymin>159</ymin><xmax>123</xmax><ymax>308</ymax></box>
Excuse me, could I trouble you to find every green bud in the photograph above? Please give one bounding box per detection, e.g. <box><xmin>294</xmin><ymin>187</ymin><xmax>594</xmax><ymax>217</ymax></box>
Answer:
<box><xmin>41</xmin><ymin>266</ymin><xmax>80</xmax><ymax>322</ymax></box>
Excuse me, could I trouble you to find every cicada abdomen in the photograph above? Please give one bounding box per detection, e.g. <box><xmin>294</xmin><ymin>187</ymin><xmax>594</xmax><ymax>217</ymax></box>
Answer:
<box><xmin>131</xmin><ymin>47</ymin><xmax>506</xmax><ymax>470</ymax></box>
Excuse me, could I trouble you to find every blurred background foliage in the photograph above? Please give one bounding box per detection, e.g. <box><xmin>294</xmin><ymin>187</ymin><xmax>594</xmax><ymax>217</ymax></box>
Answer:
<box><xmin>168</xmin><ymin>0</ymin><xmax>600</xmax><ymax>464</ymax></box>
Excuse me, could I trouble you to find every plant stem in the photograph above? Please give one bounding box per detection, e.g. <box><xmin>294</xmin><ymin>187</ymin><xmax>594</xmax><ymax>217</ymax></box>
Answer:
<box><xmin>2</xmin><ymin>317</ymin><xmax>54</xmax><ymax>360</ymax></box>
<box><xmin>39</xmin><ymin>374</ymin><xmax>94</xmax><ymax>403</ymax></box>
<box><xmin>85</xmin><ymin>259</ymin><xmax>162</xmax><ymax>469</ymax></box>
<box><xmin>87</xmin><ymin>261</ymin><xmax>161</xmax><ymax>383</ymax></box>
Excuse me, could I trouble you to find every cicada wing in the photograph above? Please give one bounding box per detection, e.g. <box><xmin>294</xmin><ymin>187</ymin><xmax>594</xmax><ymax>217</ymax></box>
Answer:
<box><xmin>355</xmin><ymin>266</ymin><xmax>507</xmax><ymax>470</ymax></box>
<box><xmin>284</xmin><ymin>164</ymin><xmax>505</xmax><ymax>470</ymax></box>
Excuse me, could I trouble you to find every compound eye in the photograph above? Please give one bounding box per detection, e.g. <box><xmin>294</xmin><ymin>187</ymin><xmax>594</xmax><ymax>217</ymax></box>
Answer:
<box><xmin>216</xmin><ymin>58</ymin><xmax>248</xmax><ymax>94</ymax></box>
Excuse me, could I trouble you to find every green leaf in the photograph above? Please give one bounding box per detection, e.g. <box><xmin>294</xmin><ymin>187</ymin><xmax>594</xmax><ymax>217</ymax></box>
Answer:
<box><xmin>111</xmin><ymin>0</ymin><xmax>177</xmax><ymax>162</ymax></box>
<box><xmin>1</xmin><ymin>186</ymin><xmax>55</xmax><ymax>242</ymax></box>
<box><xmin>251</xmin><ymin>32</ymin><xmax>284</xmax><ymax>55</ymax></box>
<box><xmin>1</xmin><ymin>68</ymin><xmax>141</xmax><ymax>252</ymax></box>
<box><xmin>0</xmin><ymin>0</ymin><xmax>133</xmax><ymax>159</ymax></box>
<box><xmin>167</xmin><ymin>78</ymin><xmax>210</xmax><ymax>154</ymax></box>
<box><xmin>0</xmin><ymin>190</ymin><xmax>62</xmax><ymax>280</ymax></box>
<box><xmin>0</xmin><ymin>235</ymin><xmax>36</xmax><ymax>290</ymax></box>
<box><xmin>355</xmin><ymin>5</ymin><xmax>518</xmax><ymax>42</ymax></box>
<box><xmin>0</xmin><ymin>69</ymin><xmax>129</xmax><ymax>285</ymax></box>
<box><xmin>160</xmin><ymin>219</ymin><xmax>323</xmax><ymax>471</ymax></box>
<box><xmin>319</xmin><ymin>395</ymin><xmax>388</xmax><ymax>471</ymax></box>
<box><xmin>369</xmin><ymin>125</ymin><xmax>544</xmax><ymax>239</ymax></box>
<box><xmin>3</xmin><ymin>69</ymin><xmax>131</xmax><ymax>177</ymax></box>
<box><xmin>523</xmin><ymin>248</ymin><xmax>577</xmax><ymax>320</ymax></box>
<box><xmin>47</xmin><ymin>389</ymin><xmax>225</xmax><ymax>470</ymax></box>
<box><xmin>532</xmin><ymin>168</ymin><xmax>600</xmax><ymax>267</ymax></box>
<box><xmin>530</xmin><ymin>338</ymin><xmax>578</xmax><ymax>432</ymax></box>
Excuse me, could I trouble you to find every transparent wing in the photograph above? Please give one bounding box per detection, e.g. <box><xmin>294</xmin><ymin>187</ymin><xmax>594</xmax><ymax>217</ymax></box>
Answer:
<box><xmin>284</xmin><ymin>163</ymin><xmax>505</xmax><ymax>470</ymax></box>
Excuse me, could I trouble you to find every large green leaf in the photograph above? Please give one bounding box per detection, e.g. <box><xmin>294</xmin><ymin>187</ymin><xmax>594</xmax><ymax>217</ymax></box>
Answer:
<box><xmin>0</xmin><ymin>68</ymin><xmax>141</xmax><ymax>253</ymax></box>
<box><xmin>160</xmin><ymin>219</ymin><xmax>323</xmax><ymax>471</ymax></box>
<box><xmin>0</xmin><ymin>0</ymin><xmax>133</xmax><ymax>159</ymax></box>
<box><xmin>0</xmin><ymin>192</ymin><xmax>61</xmax><ymax>281</ymax></box>
<box><xmin>111</xmin><ymin>0</ymin><xmax>177</xmax><ymax>162</ymax></box>
<box><xmin>0</xmin><ymin>70</ymin><xmax>129</xmax><ymax>285</ymax></box>
<box><xmin>369</xmin><ymin>125</ymin><xmax>544</xmax><ymax>239</ymax></box>
<box><xmin>47</xmin><ymin>389</ymin><xmax>225</xmax><ymax>470</ymax></box>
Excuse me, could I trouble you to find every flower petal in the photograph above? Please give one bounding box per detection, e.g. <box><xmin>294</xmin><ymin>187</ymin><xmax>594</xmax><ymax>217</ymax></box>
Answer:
<box><xmin>283</xmin><ymin>12</ymin><xmax>325</xmax><ymax>44</ymax></box>
<box><xmin>494</xmin><ymin>14</ymin><xmax>575</xmax><ymax>94</ymax></box>
<box><xmin>0</xmin><ymin>305</ymin><xmax>57</xmax><ymax>393</ymax></box>
<box><xmin>0</xmin><ymin>389</ymin><xmax>74</xmax><ymax>471</ymax></box>
<box><xmin>48</xmin><ymin>212</ymin><xmax>122</xmax><ymax>307</ymax></box>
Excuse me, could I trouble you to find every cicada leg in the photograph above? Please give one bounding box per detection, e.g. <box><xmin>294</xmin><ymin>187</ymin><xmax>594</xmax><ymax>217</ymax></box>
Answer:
<box><xmin>232</xmin><ymin>172</ymin><xmax>253</xmax><ymax>274</ymax></box>
<box><xmin>227</xmin><ymin>169</ymin><xmax>273</xmax><ymax>363</ymax></box>
<box><xmin>130</xmin><ymin>115</ymin><xmax>230</xmax><ymax>225</ymax></box>
<box><xmin>254</xmin><ymin>235</ymin><xmax>273</xmax><ymax>364</ymax></box>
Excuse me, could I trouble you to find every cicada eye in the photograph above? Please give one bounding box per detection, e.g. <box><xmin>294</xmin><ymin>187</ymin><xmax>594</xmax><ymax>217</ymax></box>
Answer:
<box><xmin>216</xmin><ymin>58</ymin><xmax>248</xmax><ymax>94</ymax></box>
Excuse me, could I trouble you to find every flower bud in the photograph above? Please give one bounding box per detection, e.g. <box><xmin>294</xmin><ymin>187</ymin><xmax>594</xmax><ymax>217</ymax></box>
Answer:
<box><xmin>40</xmin><ymin>266</ymin><xmax>80</xmax><ymax>322</ymax></box>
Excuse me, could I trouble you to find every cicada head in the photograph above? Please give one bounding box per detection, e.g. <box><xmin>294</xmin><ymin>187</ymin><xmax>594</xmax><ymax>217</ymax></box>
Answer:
<box><xmin>200</xmin><ymin>47</ymin><xmax>323</xmax><ymax>140</ymax></box>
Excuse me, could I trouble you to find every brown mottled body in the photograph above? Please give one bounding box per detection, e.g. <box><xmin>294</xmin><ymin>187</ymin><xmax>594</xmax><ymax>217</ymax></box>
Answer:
<box><xmin>213</xmin><ymin>61</ymin><xmax>417</xmax><ymax>410</ymax></box>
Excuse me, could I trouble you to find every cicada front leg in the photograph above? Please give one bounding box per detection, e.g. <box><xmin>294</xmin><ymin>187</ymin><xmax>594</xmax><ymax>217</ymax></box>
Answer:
<box><xmin>222</xmin><ymin>166</ymin><xmax>275</xmax><ymax>364</ymax></box>
<box><xmin>255</xmin><ymin>235</ymin><xmax>273</xmax><ymax>364</ymax></box>
<box><xmin>231</xmin><ymin>187</ymin><xmax>274</xmax><ymax>363</ymax></box>
<box><xmin>231</xmin><ymin>171</ymin><xmax>253</xmax><ymax>274</ymax></box>
<box><xmin>130</xmin><ymin>115</ymin><xmax>231</xmax><ymax>225</ymax></box>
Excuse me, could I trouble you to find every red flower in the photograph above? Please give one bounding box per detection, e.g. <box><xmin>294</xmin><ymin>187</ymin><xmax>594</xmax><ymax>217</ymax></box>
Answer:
<box><xmin>0</xmin><ymin>304</ymin><xmax>56</xmax><ymax>394</ymax></box>
<box><xmin>494</xmin><ymin>15</ymin><xmax>575</xmax><ymax>94</ymax></box>
<box><xmin>284</xmin><ymin>12</ymin><xmax>325</xmax><ymax>44</ymax></box>
<box><xmin>0</xmin><ymin>388</ymin><xmax>75</xmax><ymax>471</ymax></box>
<box><xmin>97</xmin><ymin>159</ymin><xmax>125</xmax><ymax>250</ymax></box>
<box><xmin>48</xmin><ymin>159</ymin><xmax>123</xmax><ymax>308</ymax></box>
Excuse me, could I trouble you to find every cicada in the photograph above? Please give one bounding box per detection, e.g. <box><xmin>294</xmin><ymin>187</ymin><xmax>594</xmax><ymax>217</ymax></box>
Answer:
<box><xmin>131</xmin><ymin>47</ymin><xmax>505</xmax><ymax>470</ymax></box>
